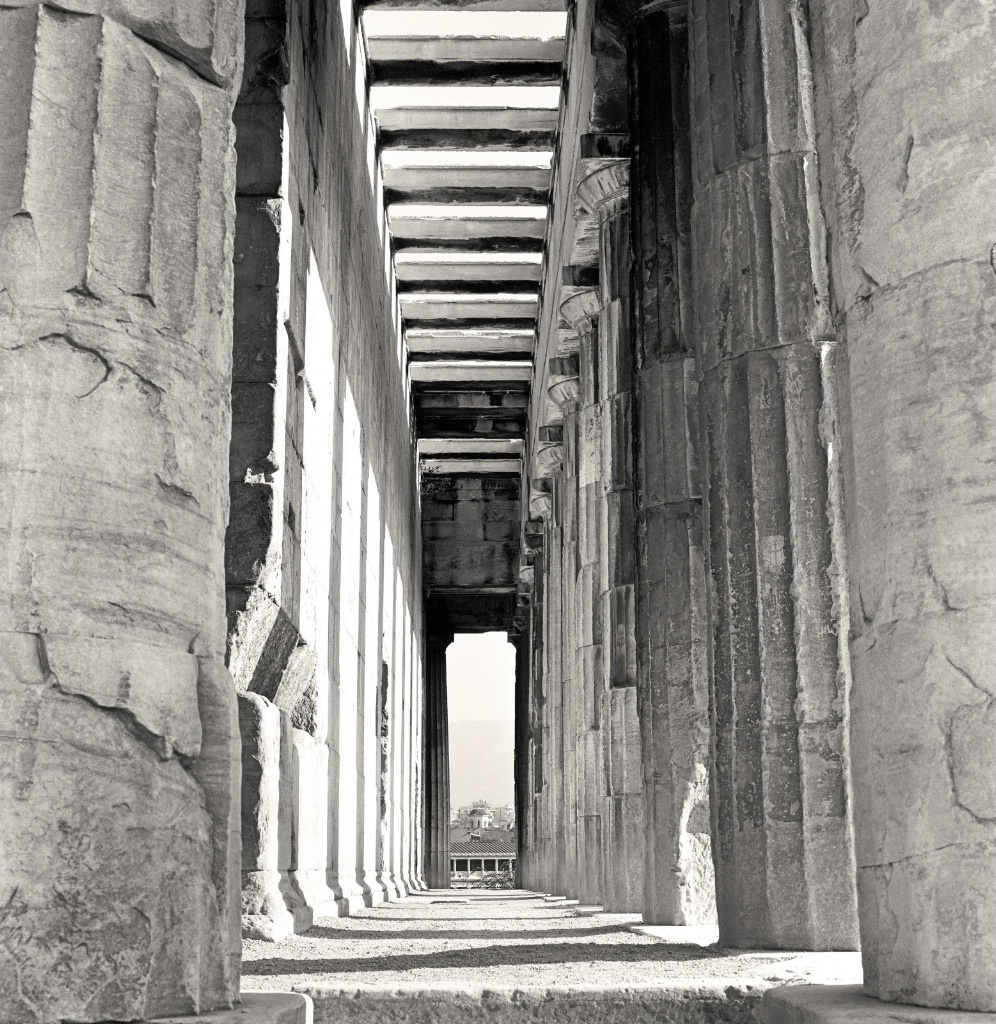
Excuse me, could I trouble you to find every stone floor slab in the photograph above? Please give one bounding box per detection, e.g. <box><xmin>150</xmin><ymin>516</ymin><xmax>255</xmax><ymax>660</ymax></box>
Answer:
<box><xmin>152</xmin><ymin>992</ymin><xmax>312</xmax><ymax>1024</ymax></box>
<box><xmin>758</xmin><ymin>986</ymin><xmax>996</xmax><ymax>1024</ymax></box>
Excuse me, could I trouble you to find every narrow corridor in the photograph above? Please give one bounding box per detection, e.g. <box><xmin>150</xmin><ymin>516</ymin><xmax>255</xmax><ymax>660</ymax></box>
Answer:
<box><xmin>242</xmin><ymin>891</ymin><xmax>860</xmax><ymax>1000</ymax></box>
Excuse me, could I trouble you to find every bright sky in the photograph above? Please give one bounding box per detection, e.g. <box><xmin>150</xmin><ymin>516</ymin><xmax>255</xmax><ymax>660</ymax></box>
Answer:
<box><xmin>448</xmin><ymin>632</ymin><xmax>516</xmax><ymax>807</ymax></box>
<box><xmin>447</xmin><ymin>632</ymin><xmax>516</xmax><ymax>721</ymax></box>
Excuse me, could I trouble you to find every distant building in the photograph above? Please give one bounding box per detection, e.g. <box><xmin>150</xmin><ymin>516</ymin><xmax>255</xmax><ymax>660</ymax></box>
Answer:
<box><xmin>449</xmin><ymin>824</ymin><xmax>517</xmax><ymax>885</ymax></box>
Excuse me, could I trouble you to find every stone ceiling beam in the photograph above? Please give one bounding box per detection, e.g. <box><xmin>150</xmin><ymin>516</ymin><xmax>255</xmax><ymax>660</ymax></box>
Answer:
<box><xmin>407</xmin><ymin>329</ymin><xmax>535</xmax><ymax>355</ymax></box>
<box><xmin>370</xmin><ymin>61</ymin><xmax>561</xmax><ymax>87</ymax></box>
<box><xmin>397</xmin><ymin>255</ymin><xmax>543</xmax><ymax>283</ymax></box>
<box><xmin>375</xmin><ymin>105</ymin><xmax>559</xmax><ymax>132</ymax></box>
<box><xmin>380</xmin><ymin>128</ymin><xmax>556</xmax><ymax>149</ymax></box>
<box><xmin>422</xmin><ymin>458</ymin><xmax>522</xmax><ymax>474</ymax></box>
<box><xmin>389</xmin><ymin>206</ymin><xmax>547</xmax><ymax>239</ymax></box>
<box><xmin>364</xmin><ymin>0</ymin><xmax>565</xmax><ymax>10</ymax></box>
<box><xmin>409</xmin><ymin>360</ymin><xmax>534</xmax><ymax>383</ymax></box>
<box><xmin>419</xmin><ymin>438</ymin><xmax>524</xmax><ymax>455</ymax></box>
<box><xmin>385</xmin><ymin>186</ymin><xmax>549</xmax><ymax>206</ymax></box>
<box><xmin>366</xmin><ymin>36</ymin><xmax>564</xmax><ymax>63</ymax></box>
<box><xmin>400</xmin><ymin>292</ymin><xmax>538</xmax><ymax>320</ymax></box>
<box><xmin>382</xmin><ymin>162</ymin><xmax>551</xmax><ymax>190</ymax></box>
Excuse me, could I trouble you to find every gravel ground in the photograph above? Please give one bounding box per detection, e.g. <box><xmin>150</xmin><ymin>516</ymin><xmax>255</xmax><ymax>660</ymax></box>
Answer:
<box><xmin>242</xmin><ymin>890</ymin><xmax>861</xmax><ymax>990</ymax></box>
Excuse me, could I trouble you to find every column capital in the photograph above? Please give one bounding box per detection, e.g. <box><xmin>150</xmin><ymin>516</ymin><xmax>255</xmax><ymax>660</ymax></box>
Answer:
<box><xmin>560</xmin><ymin>286</ymin><xmax>602</xmax><ymax>332</ymax></box>
<box><xmin>577</xmin><ymin>160</ymin><xmax>630</xmax><ymax>221</ymax></box>
<box><xmin>595</xmin><ymin>0</ymin><xmax>686</xmax><ymax>51</ymax></box>
<box><xmin>547</xmin><ymin>353</ymin><xmax>581</xmax><ymax>416</ymax></box>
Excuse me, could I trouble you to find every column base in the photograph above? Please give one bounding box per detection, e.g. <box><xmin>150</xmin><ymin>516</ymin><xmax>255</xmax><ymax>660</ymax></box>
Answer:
<box><xmin>758</xmin><ymin>986</ymin><xmax>996</xmax><ymax>1024</ymax></box>
<box><xmin>153</xmin><ymin>992</ymin><xmax>312</xmax><ymax>1024</ymax></box>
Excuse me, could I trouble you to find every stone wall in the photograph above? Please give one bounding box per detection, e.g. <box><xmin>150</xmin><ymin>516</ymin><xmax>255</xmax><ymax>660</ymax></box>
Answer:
<box><xmin>225</xmin><ymin>0</ymin><xmax>425</xmax><ymax>937</ymax></box>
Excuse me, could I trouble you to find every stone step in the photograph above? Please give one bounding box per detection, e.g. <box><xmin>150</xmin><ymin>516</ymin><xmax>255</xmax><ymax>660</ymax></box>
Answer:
<box><xmin>296</xmin><ymin>982</ymin><xmax>770</xmax><ymax>1024</ymax></box>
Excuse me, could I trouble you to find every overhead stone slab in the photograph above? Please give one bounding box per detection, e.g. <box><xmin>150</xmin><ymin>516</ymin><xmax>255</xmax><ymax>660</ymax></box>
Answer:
<box><xmin>373</xmin><ymin>89</ymin><xmax>560</xmax><ymax>132</ymax></box>
<box><xmin>364</xmin><ymin>11</ymin><xmax>565</xmax><ymax>62</ymax></box>
<box><xmin>396</xmin><ymin>252</ymin><xmax>544</xmax><ymax>282</ymax></box>
<box><xmin>410</xmin><ymin>360</ymin><xmax>534</xmax><ymax>383</ymax></box>
<box><xmin>419</xmin><ymin>438</ymin><xmax>524</xmax><ymax>455</ymax></box>
<box><xmin>407</xmin><ymin>329</ymin><xmax>534</xmax><ymax>355</ymax></box>
<box><xmin>365</xmin><ymin>0</ymin><xmax>565</xmax><ymax>9</ymax></box>
<box><xmin>400</xmin><ymin>292</ymin><xmax>539</xmax><ymax>319</ymax></box>
<box><xmin>389</xmin><ymin>204</ymin><xmax>548</xmax><ymax>239</ymax></box>
<box><xmin>383</xmin><ymin>152</ymin><xmax>552</xmax><ymax>192</ymax></box>
<box><xmin>422</xmin><ymin>458</ymin><xmax>522</xmax><ymax>474</ymax></box>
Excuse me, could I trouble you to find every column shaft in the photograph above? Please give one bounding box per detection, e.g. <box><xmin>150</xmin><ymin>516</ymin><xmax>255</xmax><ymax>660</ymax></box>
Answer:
<box><xmin>581</xmin><ymin>170</ymin><xmax>645</xmax><ymax>913</ymax></box>
<box><xmin>629</xmin><ymin>9</ymin><xmax>714</xmax><ymax>925</ymax></box>
<box><xmin>688</xmin><ymin>0</ymin><xmax>858</xmax><ymax>948</ymax></box>
<box><xmin>423</xmin><ymin>634</ymin><xmax>451</xmax><ymax>888</ymax></box>
<box><xmin>0</xmin><ymin>6</ymin><xmax>241</xmax><ymax>1020</ymax></box>
<box><xmin>806</xmin><ymin>0</ymin><xmax>996</xmax><ymax>1007</ymax></box>
<box><xmin>564</xmin><ymin>292</ymin><xmax>605</xmax><ymax>906</ymax></box>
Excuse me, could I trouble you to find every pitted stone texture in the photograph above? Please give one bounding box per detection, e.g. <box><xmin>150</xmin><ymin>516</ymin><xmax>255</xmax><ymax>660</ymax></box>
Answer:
<box><xmin>0</xmin><ymin>3</ymin><xmax>239</xmax><ymax>1020</ymax></box>
<box><xmin>0</xmin><ymin>642</ymin><xmax>228</xmax><ymax>1022</ymax></box>
<box><xmin>757</xmin><ymin>986</ymin><xmax>996</xmax><ymax>1024</ymax></box>
<box><xmin>808</xmin><ymin>0</ymin><xmax>996</xmax><ymax>1007</ymax></box>
<box><xmin>153</xmin><ymin>991</ymin><xmax>313</xmax><ymax>1024</ymax></box>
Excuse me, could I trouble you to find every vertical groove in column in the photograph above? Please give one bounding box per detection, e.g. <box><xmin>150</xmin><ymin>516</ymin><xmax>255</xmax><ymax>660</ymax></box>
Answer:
<box><xmin>0</xmin><ymin>5</ymin><xmax>242</xmax><ymax>1020</ymax></box>
<box><xmin>578</xmin><ymin>165</ymin><xmax>644</xmax><ymax>914</ymax></box>
<box><xmin>629</xmin><ymin>7</ymin><xmax>715</xmax><ymax>926</ymax></box>
<box><xmin>688</xmin><ymin>0</ymin><xmax>857</xmax><ymax>950</ymax></box>
<box><xmin>562</xmin><ymin>289</ymin><xmax>604</xmax><ymax>907</ymax></box>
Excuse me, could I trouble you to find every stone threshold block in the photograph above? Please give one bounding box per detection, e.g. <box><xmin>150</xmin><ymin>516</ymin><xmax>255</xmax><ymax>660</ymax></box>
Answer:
<box><xmin>297</xmin><ymin>983</ymin><xmax>782</xmax><ymax>1024</ymax></box>
<box><xmin>757</xmin><ymin>986</ymin><xmax>996</xmax><ymax>1024</ymax></box>
<box><xmin>153</xmin><ymin>992</ymin><xmax>312</xmax><ymax>1024</ymax></box>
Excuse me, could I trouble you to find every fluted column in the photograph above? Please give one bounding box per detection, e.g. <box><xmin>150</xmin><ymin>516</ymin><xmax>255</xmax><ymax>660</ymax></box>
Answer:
<box><xmin>629</xmin><ymin>4</ymin><xmax>714</xmax><ymax>925</ymax></box>
<box><xmin>0</xmin><ymin>6</ymin><xmax>241</xmax><ymax>1020</ymax></box>
<box><xmin>578</xmin><ymin>163</ymin><xmax>644</xmax><ymax>913</ymax></box>
<box><xmin>548</xmin><ymin>361</ymin><xmax>582</xmax><ymax>900</ymax></box>
<box><xmin>562</xmin><ymin>288</ymin><xmax>605</xmax><ymax>906</ymax></box>
<box><xmin>804</xmin><ymin>0</ymin><xmax>996</xmax><ymax>1008</ymax></box>
<box><xmin>423</xmin><ymin>633</ymin><xmax>452</xmax><ymax>888</ymax></box>
<box><xmin>688</xmin><ymin>0</ymin><xmax>858</xmax><ymax>948</ymax></box>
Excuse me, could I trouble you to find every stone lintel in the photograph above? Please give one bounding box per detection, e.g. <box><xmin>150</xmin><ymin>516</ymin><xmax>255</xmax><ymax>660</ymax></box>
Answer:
<box><xmin>757</xmin><ymin>986</ymin><xmax>996</xmax><ymax>1024</ymax></box>
<box><xmin>152</xmin><ymin>992</ymin><xmax>312</xmax><ymax>1024</ymax></box>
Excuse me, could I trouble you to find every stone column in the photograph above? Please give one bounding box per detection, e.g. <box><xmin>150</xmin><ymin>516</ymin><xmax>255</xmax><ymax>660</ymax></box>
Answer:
<box><xmin>0</xmin><ymin>5</ymin><xmax>242</xmax><ymax>1021</ymax></box>
<box><xmin>423</xmin><ymin>632</ymin><xmax>452</xmax><ymax>888</ymax></box>
<box><xmin>628</xmin><ymin>4</ymin><xmax>714</xmax><ymax>925</ymax></box>
<box><xmin>688</xmin><ymin>0</ymin><xmax>858</xmax><ymax>949</ymax></box>
<box><xmin>512</xmin><ymin>625</ymin><xmax>531</xmax><ymax>888</ymax></box>
<box><xmin>578</xmin><ymin>162</ymin><xmax>644</xmax><ymax>913</ymax></box>
<box><xmin>549</xmin><ymin>359</ymin><xmax>582</xmax><ymax>900</ymax></box>
<box><xmin>802</xmin><ymin>0</ymin><xmax>996</xmax><ymax>1008</ymax></box>
<box><xmin>562</xmin><ymin>288</ymin><xmax>605</xmax><ymax>907</ymax></box>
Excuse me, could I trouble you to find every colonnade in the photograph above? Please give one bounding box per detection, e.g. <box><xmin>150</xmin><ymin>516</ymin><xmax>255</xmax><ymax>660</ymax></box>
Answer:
<box><xmin>520</xmin><ymin>0</ymin><xmax>996</xmax><ymax>1013</ymax></box>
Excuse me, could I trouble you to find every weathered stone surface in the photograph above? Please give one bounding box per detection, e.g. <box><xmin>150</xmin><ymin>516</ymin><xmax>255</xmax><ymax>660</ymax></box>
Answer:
<box><xmin>240</xmin><ymin>692</ymin><xmax>296</xmax><ymax>942</ymax></box>
<box><xmin>154</xmin><ymin>991</ymin><xmax>313</xmax><ymax>1024</ymax></box>
<box><xmin>0</xmin><ymin>639</ymin><xmax>228</xmax><ymax>1022</ymax></box>
<box><xmin>688</xmin><ymin>0</ymin><xmax>858</xmax><ymax>951</ymax></box>
<box><xmin>0</xmin><ymin>3</ymin><xmax>239</xmax><ymax>1018</ymax></box>
<box><xmin>801</xmin><ymin>0</ymin><xmax>996</xmax><ymax>1004</ymax></box>
<box><xmin>757</xmin><ymin>986</ymin><xmax>996</xmax><ymax>1024</ymax></box>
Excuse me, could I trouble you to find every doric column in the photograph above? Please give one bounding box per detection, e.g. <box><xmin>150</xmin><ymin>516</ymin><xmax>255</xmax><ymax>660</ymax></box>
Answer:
<box><xmin>628</xmin><ymin>3</ymin><xmax>714</xmax><ymax>925</ymax></box>
<box><xmin>548</xmin><ymin>358</ymin><xmax>582</xmax><ymax>900</ymax></box>
<box><xmin>688</xmin><ymin>0</ymin><xmax>858</xmax><ymax>948</ymax></box>
<box><xmin>0</xmin><ymin>6</ymin><xmax>241</xmax><ymax>1020</ymax></box>
<box><xmin>805</xmin><ymin>0</ymin><xmax>996</xmax><ymax>1008</ymax></box>
<box><xmin>423</xmin><ymin>633</ymin><xmax>452</xmax><ymax>888</ymax></box>
<box><xmin>561</xmin><ymin>287</ymin><xmax>605</xmax><ymax>906</ymax></box>
<box><xmin>577</xmin><ymin>162</ymin><xmax>644</xmax><ymax>913</ymax></box>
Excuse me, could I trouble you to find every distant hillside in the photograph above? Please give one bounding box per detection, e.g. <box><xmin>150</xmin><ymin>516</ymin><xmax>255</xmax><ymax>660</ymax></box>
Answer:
<box><xmin>449</xmin><ymin>720</ymin><xmax>515</xmax><ymax>808</ymax></box>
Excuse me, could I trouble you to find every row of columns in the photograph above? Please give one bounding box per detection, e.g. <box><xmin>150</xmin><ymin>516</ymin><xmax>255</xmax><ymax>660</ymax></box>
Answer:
<box><xmin>520</xmin><ymin>0</ymin><xmax>996</xmax><ymax>1012</ymax></box>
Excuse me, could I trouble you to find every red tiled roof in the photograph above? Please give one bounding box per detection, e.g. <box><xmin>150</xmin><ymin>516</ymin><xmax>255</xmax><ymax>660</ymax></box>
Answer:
<box><xmin>450</xmin><ymin>841</ymin><xmax>517</xmax><ymax>856</ymax></box>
